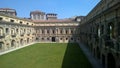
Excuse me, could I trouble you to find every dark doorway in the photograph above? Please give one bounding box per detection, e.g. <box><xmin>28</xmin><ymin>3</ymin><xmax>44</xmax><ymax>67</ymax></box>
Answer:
<box><xmin>107</xmin><ymin>53</ymin><xmax>116</xmax><ymax>68</ymax></box>
<box><xmin>52</xmin><ymin>37</ymin><xmax>55</xmax><ymax>42</ymax></box>
<box><xmin>102</xmin><ymin>54</ymin><xmax>105</xmax><ymax>67</ymax></box>
<box><xmin>96</xmin><ymin>46</ymin><xmax>100</xmax><ymax>59</ymax></box>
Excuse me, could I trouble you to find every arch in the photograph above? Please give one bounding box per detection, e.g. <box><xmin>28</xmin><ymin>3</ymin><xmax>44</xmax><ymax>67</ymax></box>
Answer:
<box><xmin>93</xmin><ymin>48</ymin><xmax>95</xmax><ymax>56</ymax></box>
<box><xmin>107</xmin><ymin>22</ymin><xmax>115</xmax><ymax>39</ymax></box>
<box><xmin>102</xmin><ymin>54</ymin><xmax>105</xmax><ymax>67</ymax></box>
<box><xmin>11</xmin><ymin>40</ymin><xmax>16</xmax><ymax>47</ymax></box>
<box><xmin>20</xmin><ymin>39</ymin><xmax>24</xmax><ymax>45</ymax></box>
<box><xmin>0</xmin><ymin>42</ymin><xmax>4</xmax><ymax>50</ymax></box>
<box><xmin>52</xmin><ymin>37</ymin><xmax>55</xmax><ymax>42</ymax></box>
<box><xmin>107</xmin><ymin>53</ymin><xmax>116</xmax><ymax>68</ymax></box>
<box><xmin>96</xmin><ymin>46</ymin><xmax>100</xmax><ymax>59</ymax></box>
<box><xmin>27</xmin><ymin>38</ymin><xmax>29</xmax><ymax>43</ymax></box>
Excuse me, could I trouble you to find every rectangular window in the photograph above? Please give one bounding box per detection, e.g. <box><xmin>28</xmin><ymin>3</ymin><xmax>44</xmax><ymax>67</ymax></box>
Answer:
<box><xmin>53</xmin><ymin>30</ymin><xmax>55</xmax><ymax>34</ymax></box>
<box><xmin>16</xmin><ymin>29</ymin><xmax>18</xmax><ymax>33</ymax></box>
<box><xmin>6</xmin><ymin>28</ymin><xmax>9</xmax><ymax>34</ymax></box>
<box><xmin>60</xmin><ymin>30</ymin><xmax>62</xmax><ymax>34</ymax></box>
<box><xmin>42</xmin><ymin>30</ymin><xmax>44</xmax><ymax>34</ymax></box>
<box><xmin>71</xmin><ymin>30</ymin><xmax>73</xmax><ymax>34</ymax></box>
<box><xmin>66</xmin><ymin>30</ymin><xmax>68</xmax><ymax>34</ymax></box>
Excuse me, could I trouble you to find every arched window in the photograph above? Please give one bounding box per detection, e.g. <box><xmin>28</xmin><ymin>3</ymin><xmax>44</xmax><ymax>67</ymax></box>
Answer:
<box><xmin>0</xmin><ymin>42</ymin><xmax>3</xmax><ymax>49</ymax></box>
<box><xmin>11</xmin><ymin>40</ymin><xmax>15</xmax><ymax>47</ymax></box>
<box><xmin>107</xmin><ymin>22</ymin><xmax>114</xmax><ymax>39</ymax></box>
<box><xmin>98</xmin><ymin>28</ymin><xmax>100</xmax><ymax>37</ymax></box>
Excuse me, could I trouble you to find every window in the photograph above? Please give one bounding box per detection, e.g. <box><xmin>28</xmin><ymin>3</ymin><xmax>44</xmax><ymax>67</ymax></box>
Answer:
<box><xmin>47</xmin><ymin>38</ymin><xmax>49</xmax><ymax>40</ymax></box>
<box><xmin>42</xmin><ymin>30</ymin><xmax>44</xmax><ymax>34</ymax></box>
<box><xmin>107</xmin><ymin>22</ymin><xmax>114</xmax><ymax>38</ymax></box>
<box><xmin>6</xmin><ymin>28</ymin><xmax>9</xmax><ymax>34</ymax></box>
<box><xmin>11</xmin><ymin>29</ymin><xmax>14</xmax><ymax>35</ymax></box>
<box><xmin>66</xmin><ymin>38</ymin><xmax>68</xmax><ymax>40</ymax></box>
<box><xmin>10</xmin><ymin>19</ymin><xmax>14</xmax><ymax>22</ymax></box>
<box><xmin>47</xmin><ymin>30</ymin><xmax>49</xmax><ymax>34</ymax></box>
<box><xmin>98</xmin><ymin>28</ymin><xmax>100</xmax><ymax>37</ymax></box>
<box><xmin>66</xmin><ymin>30</ymin><xmax>68</xmax><ymax>34</ymax></box>
<box><xmin>27</xmin><ymin>23</ymin><xmax>29</xmax><ymax>25</ymax></box>
<box><xmin>53</xmin><ymin>30</ymin><xmax>55</xmax><ymax>34</ymax></box>
<box><xmin>71</xmin><ymin>30</ymin><xmax>73</xmax><ymax>34</ymax></box>
<box><xmin>24</xmin><ymin>29</ymin><xmax>26</xmax><ymax>32</ymax></box>
<box><xmin>42</xmin><ymin>38</ymin><xmax>44</xmax><ymax>40</ymax></box>
<box><xmin>71</xmin><ymin>38</ymin><xmax>73</xmax><ymax>40</ymax></box>
<box><xmin>20</xmin><ymin>21</ymin><xmax>23</xmax><ymax>24</ymax></box>
<box><xmin>60</xmin><ymin>30</ymin><xmax>62</xmax><ymax>34</ymax></box>
<box><xmin>0</xmin><ymin>28</ymin><xmax>3</xmax><ymax>36</ymax></box>
<box><xmin>0</xmin><ymin>17</ymin><xmax>3</xmax><ymax>20</ymax></box>
<box><xmin>0</xmin><ymin>42</ymin><xmax>3</xmax><ymax>49</ymax></box>
<box><xmin>16</xmin><ymin>29</ymin><xmax>18</xmax><ymax>33</ymax></box>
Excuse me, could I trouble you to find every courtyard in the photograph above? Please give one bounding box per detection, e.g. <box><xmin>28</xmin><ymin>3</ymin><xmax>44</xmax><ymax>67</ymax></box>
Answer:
<box><xmin>0</xmin><ymin>43</ymin><xmax>92</xmax><ymax>68</ymax></box>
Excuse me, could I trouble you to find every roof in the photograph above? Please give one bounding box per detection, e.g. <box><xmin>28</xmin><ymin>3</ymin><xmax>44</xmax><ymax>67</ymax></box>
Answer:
<box><xmin>0</xmin><ymin>8</ymin><xmax>16</xmax><ymax>10</ymax></box>
<box><xmin>30</xmin><ymin>10</ymin><xmax>45</xmax><ymax>15</ymax></box>
<box><xmin>33</xmin><ymin>19</ymin><xmax>76</xmax><ymax>23</ymax></box>
<box><xmin>46</xmin><ymin>13</ymin><xmax>57</xmax><ymax>15</ymax></box>
<box><xmin>0</xmin><ymin>13</ymin><xmax>32</xmax><ymax>22</ymax></box>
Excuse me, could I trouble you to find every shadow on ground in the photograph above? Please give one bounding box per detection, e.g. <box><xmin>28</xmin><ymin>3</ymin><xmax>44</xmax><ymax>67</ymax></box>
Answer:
<box><xmin>62</xmin><ymin>43</ymin><xmax>92</xmax><ymax>68</ymax></box>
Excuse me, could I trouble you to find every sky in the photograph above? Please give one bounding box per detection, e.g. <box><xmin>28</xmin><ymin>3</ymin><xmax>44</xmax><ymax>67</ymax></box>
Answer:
<box><xmin>0</xmin><ymin>0</ymin><xmax>100</xmax><ymax>19</ymax></box>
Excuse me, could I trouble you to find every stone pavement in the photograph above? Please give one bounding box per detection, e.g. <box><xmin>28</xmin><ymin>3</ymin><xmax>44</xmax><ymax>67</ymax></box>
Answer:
<box><xmin>78</xmin><ymin>42</ymin><xmax>103</xmax><ymax>68</ymax></box>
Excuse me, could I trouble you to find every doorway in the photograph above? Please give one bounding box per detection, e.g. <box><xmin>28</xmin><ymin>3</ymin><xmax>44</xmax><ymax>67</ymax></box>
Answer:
<box><xmin>52</xmin><ymin>37</ymin><xmax>55</xmax><ymax>42</ymax></box>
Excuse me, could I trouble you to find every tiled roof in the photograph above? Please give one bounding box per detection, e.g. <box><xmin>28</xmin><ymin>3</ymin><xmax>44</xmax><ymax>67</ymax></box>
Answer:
<box><xmin>33</xmin><ymin>19</ymin><xmax>75</xmax><ymax>23</ymax></box>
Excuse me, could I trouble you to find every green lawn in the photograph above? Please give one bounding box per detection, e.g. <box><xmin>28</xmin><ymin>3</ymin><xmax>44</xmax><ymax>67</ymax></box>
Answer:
<box><xmin>0</xmin><ymin>43</ymin><xmax>92</xmax><ymax>68</ymax></box>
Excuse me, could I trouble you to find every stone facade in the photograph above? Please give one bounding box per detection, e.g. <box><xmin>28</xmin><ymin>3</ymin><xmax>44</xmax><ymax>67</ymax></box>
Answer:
<box><xmin>79</xmin><ymin>0</ymin><xmax>120</xmax><ymax>68</ymax></box>
<box><xmin>0</xmin><ymin>11</ymin><xmax>80</xmax><ymax>54</ymax></box>
<box><xmin>0</xmin><ymin>13</ymin><xmax>36</xmax><ymax>53</ymax></box>
<box><xmin>34</xmin><ymin>20</ymin><xmax>80</xmax><ymax>43</ymax></box>
<box><xmin>30</xmin><ymin>10</ymin><xmax>46</xmax><ymax>20</ymax></box>
<box><xmin>0</xmin><ymin>8</ymin><xmax>17</xmax><ymax>16</ymax></box>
